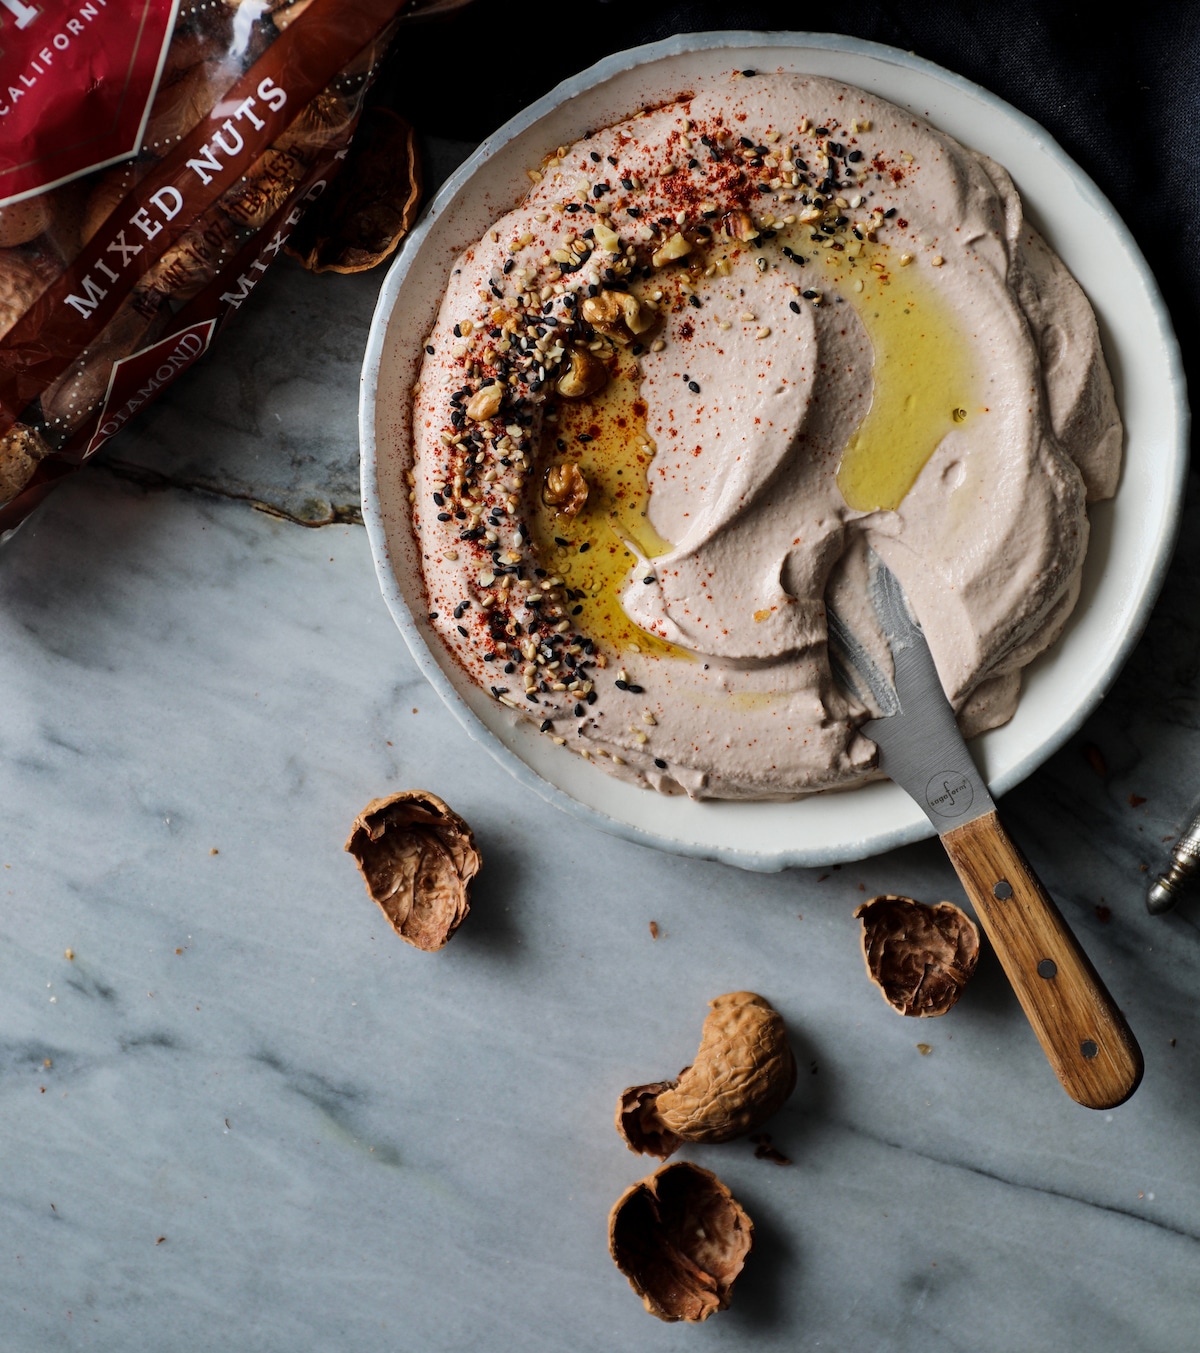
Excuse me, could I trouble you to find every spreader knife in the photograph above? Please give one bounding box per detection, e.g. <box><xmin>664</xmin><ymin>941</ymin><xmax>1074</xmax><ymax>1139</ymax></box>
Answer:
<box><xmin>830</xmin><ymin>557</ymin><xmax>1143</xmax><ymax>1110</ymax></box>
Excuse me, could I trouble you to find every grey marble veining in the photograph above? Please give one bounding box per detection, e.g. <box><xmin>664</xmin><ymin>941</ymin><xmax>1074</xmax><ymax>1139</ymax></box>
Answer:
<box><xmin>1</xmin><ymin>137</ymin><xmax>1199</xmax><ymax>1352</ymax></box>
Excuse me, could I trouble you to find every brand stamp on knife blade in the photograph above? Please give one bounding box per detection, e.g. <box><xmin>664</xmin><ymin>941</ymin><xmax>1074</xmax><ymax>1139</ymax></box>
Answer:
<box><xmin>925</xmin><ymin>771</ymin><xmax>974</xmax><ymax>817</ymax></box>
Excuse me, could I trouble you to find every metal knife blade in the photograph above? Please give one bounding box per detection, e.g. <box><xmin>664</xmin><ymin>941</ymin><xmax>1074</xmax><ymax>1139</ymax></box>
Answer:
<box><xmin>859</xmin><ymin>556</ymin><xmax>995</xmax><ymax>831</ymax></box>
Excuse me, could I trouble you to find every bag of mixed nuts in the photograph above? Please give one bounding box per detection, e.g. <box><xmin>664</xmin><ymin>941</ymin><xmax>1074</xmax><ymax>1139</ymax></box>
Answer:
<box><xmin>0</xmin><ymin>0</ymin><xmax>447</xmax><ymax>535</ymax></box>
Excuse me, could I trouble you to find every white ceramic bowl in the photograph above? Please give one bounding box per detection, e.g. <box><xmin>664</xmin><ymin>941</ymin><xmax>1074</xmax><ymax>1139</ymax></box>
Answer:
<box><xmin>360</xmin><ymin>31</ymin><xmax>1188</xmax><ymax>871</ymax></box>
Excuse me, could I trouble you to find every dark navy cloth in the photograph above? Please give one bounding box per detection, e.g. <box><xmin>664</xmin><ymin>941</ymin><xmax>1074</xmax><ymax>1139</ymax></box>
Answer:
<box><xmin>392</xmin><ymin>0</ymin><xmax>1197</xmax><ymax>426</ymax></box>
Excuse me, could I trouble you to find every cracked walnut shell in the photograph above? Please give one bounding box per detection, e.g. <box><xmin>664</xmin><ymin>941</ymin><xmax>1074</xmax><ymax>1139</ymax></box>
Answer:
<box><xmin>617</xmin><ymin>991</ymin><xmax>796</xmax><ymax>1158</ymax></box>
<box><xmin>609</xmin><ymin>1161</ymin><xmax>753</xmax><ymax>1323</ymax></box>
<box><xmin>345</xmin><ymin>791</ymin><xmax>480</xmax><ymax>952</ymax></box>
<box><xmin>855</xmin><ymin>894</ymin><xmax>980</xmax><ymax>1017</ymax></box>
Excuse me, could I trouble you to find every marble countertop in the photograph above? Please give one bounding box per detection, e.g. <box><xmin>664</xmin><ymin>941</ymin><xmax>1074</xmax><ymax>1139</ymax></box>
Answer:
<box><xmin>2</xmin><ymin>134</ymin><xmax>1198</xmax><ymax>1352</ymax></box>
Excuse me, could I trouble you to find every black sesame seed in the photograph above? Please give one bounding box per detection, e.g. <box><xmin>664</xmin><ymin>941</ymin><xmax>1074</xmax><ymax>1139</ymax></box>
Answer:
<box><xmin>504</xmin><ymin>662</ymin><xmax>516</xmax><ymax>674</ymax></box>
<box><xmin>540</xmin><ymin>719</ymin><xmax>553</xmax><ymax>732</ymax></box>
<box><xmin>884</xmin><ymin>207</ymin><xmax>897</xmax><ymax>218</ymax></box>
<box><xmin>688</xmin><ymin>380</ymin><xmax>701</xmax><ymax>394</ymax></box>
<box><xmin>526</xmin><ymin>692</ymin><xmax>539</xmax><ymax>703</ymax></box>
<box><xmin>607</xmin><ymin>155</ymin><xmax>618</xmax><ymax>166</ymax></box>
<box><xmin>586</xmin><ymin>690</ymin><xmax>597</xmax><ymax>704</ymax></box>
<box><xmin>814</xmin><ymin>126</ymin><xmax>829</xmax><ymax>136</ymax></box>
<box><xmin>654</xmin><ymin>758</ymin><xmax>667</xmax><ymax>769</ymax></box>
<box><xmin>643</xmin><ymin>576</ymin><xmax>655</xmax><ymax>584</ymax></box>
<box><xmin>828</xmin><ymin>142</ymin><xmax>845</xmax><ymax>157</ymax></box>
<box><xmin>572</xmin><ymin>605</ymin><xmax>583</xmax><ymax>615</ymax></box>
<box><xmin>453</xmin><ymin>603</ymin><xmax>465</xmax><ymax>619</ymax></box>
<box><xmin>593</xmin><ymin>183</ymin><xmax>609</xmax><ymax>198</ymax></box>
<box><xmin>688</xmin><ymin>294</ymin><xmax>701</xmax><ymax>308</ymax></box>
<box><xmin>590</xmin><ymin>151</ymin><xmax>601</xmax><ymax>162</ymax></box>
<box><xmin>436</xmin><ymin>512</ymin><xmax>451</xmax><ymax>522</ymax></box>
<box><xmin>740</xmin><ymin>136</ymin><xmax>754</xmax><ymax>148</ymax></box>
<box><xmin>457</xmin><ymin>625</ymin><xmax>468</xmax><ymax>638</ymax></box>
<box><xmin>802</xmin><ymin>289</ymin><xmax>817</xmax><ymax>299</ymax></box>
<box><xmin>741</xmin><ymin>68</ymin><xmax>756</xmax><ymax>76</ymax></box>
<box><xmin>452</xmin><ymin>323</ymin><xmax>461</xmax><ymax>338</ymax></box>
<box><xmin>579</xmin><ymin>542</ymin><xmax>590</xmax><ymax>553</ymax></box>
<box><xmin>425</xmin><ymin>345</ymin><xmax>435</xmax><ymax>355</ymax></box>
<box><xmin>627</xmin><ymin>684</ymin><xmax>644</xmax><ymax>694</ymax></box>
<box><xmin>621</xmin><ymin>177</ymin><xmax>634</xmax><ymax>190</ymax></box>
<box><xmin>554</xmin><ymin>535</ymin><xmax>569</xmax><ymax>546</ymax></box>
<box><xmin>688</xmin><ymin>157</ymin><xmax>700</xmax><ymax>169</ymax></box>
<box><xmin>574</xmin><ymin>703</ymin><xmax>585</xmax><ymax>717</ymax></box>
<box><xmin>428</xmin><ymin>612</ymin><xmax>438</xmax><ymax>621</ymax></box>
<box><xmin>848</xmin><ymin>149</ymin><xmax>863</xmax><ymax>162</ymax></box>
<box><xmin>615</xmin><ymin>679</ymin><xmax>629</xmax><ymax>691</ymax></box>
<box><xmin>491</xmin><ymin>686</ymin><xmax>507</xmax><ymax>697</ymax></box>
<box><xmin>789</xmin><ymin>301</ymin><xmax>801</xmax><ymax>313</ymax></box>
<box><xmin>626</xmin><ymin>206</ymin><xmax>640</xmax><ymax>217</ymax></box>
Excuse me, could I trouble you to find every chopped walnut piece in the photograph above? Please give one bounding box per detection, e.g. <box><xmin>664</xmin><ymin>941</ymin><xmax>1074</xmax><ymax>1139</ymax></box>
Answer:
<box><xmin>608</xmin><ymin>1161</ymin><xmax>753</xmax><ymax>1323</ymax></box>
<box><xmin>555</xmin><ymin>346</ymin><xmax>608</xmax><ymax>399</ymax></box>
<box><xmin>721</xmin><ymin>209</ymin><xmax>759</xmax><ymax>241</ymax></box>
<box><xmin>651</xmin><ymin>231</ymin><xmax>693</xmax><ymax>266</ymax></box>
<box><xmin>580</xmin><ymin>288</ymin><xmax>654</xmax><ymax>342</ymax></box>
<box><xmin>855</xmin><ymin>894</ymin><xmax>980</xmax><ymax>1016</ymax></box>
<box><xmin>344</xmin><ymin>791</ymin><xmax>481</xmax><ymax>952</ymax></box>
<box><xmin>465</xmin><ymin>383</ymin><xmax>504</xmax><ymax>421</ymax></box>
<box><xmin>616</xmin><ymin>991</ymin><xmax>796</xmax><ymax>1158</ymax></box>
<box><xmin>543</xmin><ymin>462</ymin><xmax>588</xmax><ymax>517</ymax></box>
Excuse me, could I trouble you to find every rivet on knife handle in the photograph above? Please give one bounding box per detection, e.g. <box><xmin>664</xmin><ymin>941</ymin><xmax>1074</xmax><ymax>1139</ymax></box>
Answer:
<box><xmin>941</xmin><ymin>809</ymin><xmax>1143</xmax><ymax>1110</ymax></box>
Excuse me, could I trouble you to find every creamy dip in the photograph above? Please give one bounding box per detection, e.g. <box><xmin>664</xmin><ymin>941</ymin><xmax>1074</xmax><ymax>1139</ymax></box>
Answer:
<box><xmin>410</xmin><ymin>73</ymin><xmax>1120</xmax><ymax>799</ymax></box>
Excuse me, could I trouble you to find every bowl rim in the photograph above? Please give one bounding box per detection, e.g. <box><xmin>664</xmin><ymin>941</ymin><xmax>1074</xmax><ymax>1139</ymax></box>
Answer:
<box><xmin>360</xmin><ymin>29</ymin><xmax>1189</xmax><ymax>872</ymax></box>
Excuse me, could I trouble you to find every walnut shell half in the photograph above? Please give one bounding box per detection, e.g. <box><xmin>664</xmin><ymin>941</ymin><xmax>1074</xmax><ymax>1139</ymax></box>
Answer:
<box><xmin>344</xmin><ymin>791</ymin><xmax>480</xmax><ymax>952</ymax></box>
<box><xmin>285</xmin><ymin>107</ymin><xmax>422</xmax><ymax>274</ymax></box>
<box><xmin>616</xmin><ymin>991</ymin><xmax>796</xmax><ymax>1158</ymax></box>
<box><xmin>855</xmin><ymin>894</ymin><xmax>980</xmax><ymax>1017</ymax></box>
<box><xmin>609</xmin><ymin>1161</ymin><xmax>753</xmax><ymax>1323</ymax></box>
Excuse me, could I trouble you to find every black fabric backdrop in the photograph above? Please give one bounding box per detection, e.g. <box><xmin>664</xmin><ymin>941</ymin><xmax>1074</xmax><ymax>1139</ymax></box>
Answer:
<box><xmin>388</xmin><ymin>0</ymin><xmax>1197</xmax><ymax>442</ymax></box>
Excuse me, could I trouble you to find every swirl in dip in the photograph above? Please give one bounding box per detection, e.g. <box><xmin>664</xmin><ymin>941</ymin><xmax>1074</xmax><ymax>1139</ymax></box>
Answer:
<box><xmin>410</xmin><ymin>73</ymin><xmax>1120</xmax><ymax>800</ymax></box>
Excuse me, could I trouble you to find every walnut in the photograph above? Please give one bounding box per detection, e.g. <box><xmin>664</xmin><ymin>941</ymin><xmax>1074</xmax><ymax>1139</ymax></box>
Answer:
<box><xmin>274</xmin><ymin>91</ymin><xmax>355</xmax><ymax>155</ymax></box>
<box><xmin>0</xmin><ymin>424</ymin><xmax>50</xmax><ymax>505</ymax></box>
<box><xmin>465</xmin><ymin>382</ymin><xmax>504</xmax><ymax>421</ymax></box>
<box><xmin>721</xmin><ymin>210</ymin><xmax>759</xmax><ymax>242</ymax></box>
<box><xmin>143</xmin><ymin>59</ymin><xmax>232</xmax><ymax>154</ymax></box>
<box><xmin>0</xmin><ymin>196</ymin><xmax>53</xmax><ymax>248</ymax></box>
<box><xmin>543</xmin><ymin>462</ymin><xmax>588</xmax><ymax>517</ymax></box>
<box><xmin>285</xmin><ymin>107</ymin><xmax>422</xmax><ymax>274</ymax></box>
<box><xmin>608</xmin><ymin>1161</ymin><xmax>753</xmax><ymax>1322</ymax></box>
<box><xmin>580</xmin><ymin>288</ymin><xmax>654</xmax><ymax>342</ymax></box>
<box><xmin>855</xmin><ymin>894</ymin><xmax>980</xmax><ymax>1017</ymax></box>
<box><xmin>650</xmin><ymin>230</ymin><xmax>693</xmax><ymax>266</ymax></box>
<box><xmin>344</xmin><ymin>791</ymin><xmax>480</xmax><ymax>952</ymax></box>
<box><xmin>555</xmin><ymin>346</ymin><xmax>607</xmax><ymax>399</ymax></box>
<box><xmin>616</xmin><ymin>991</ymin><xmax>796</xmax><ymax>1158</ymax></box>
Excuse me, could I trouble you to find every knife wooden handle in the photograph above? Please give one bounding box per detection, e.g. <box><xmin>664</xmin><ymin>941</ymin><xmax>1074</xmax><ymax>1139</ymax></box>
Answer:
<box><xmin>941</xmin><ymin>809</ymin><xmax>1143</xmax><ymax>1110</ymax></box>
